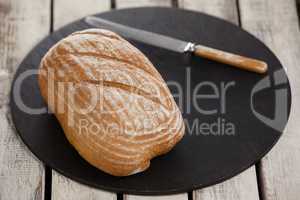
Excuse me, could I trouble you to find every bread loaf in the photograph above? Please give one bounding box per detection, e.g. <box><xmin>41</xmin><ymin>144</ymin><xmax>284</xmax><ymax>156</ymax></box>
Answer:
<box><xmin>38</xmin><ymin>29</ymin><xmax>185</xmax><ymax>176</ymax></box>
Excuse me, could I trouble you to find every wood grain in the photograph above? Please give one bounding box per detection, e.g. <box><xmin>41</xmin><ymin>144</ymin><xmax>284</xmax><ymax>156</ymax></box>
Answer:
<box><xmin>54</xmin><ymin>0</ymin><xmax>111</xmax><ymax>29</ymax></box>
<box><xmin>0</xmin><ymin>70</ymin><xmax>10</xmax><ymax>106</ymax></box>
<box><xmin>52</xmin><ymin>1</ymin><xmax>117</xmax><ymax>199</ymax></box>
<box><xmin>116</xmin><ymin>0</ymin><xmax>172</xmax><ymax>8</ymax></box>
<box><xmin>194</xmin><ymin>168</ymin><xmax>259</xmax><ymax>200</ymax></box>
<box><xmin>52</xmin><ymin>171</ymin><xmax>116</xmax><ymax>200</ymax></box>
<box><xmin>239</xmin><ymin>0</ymin><xmax>300</xmax><ymax>199</ymax></box>
<box><xmin>124</xmin><ymin>194</ymin><xmax>188</xmax><ymax>200</ymax></box>
<box><xmin>0</xmin><ymin>0</ymin><xmax>50</xmax><ymax>199</ymax></box>
<box><xmin>179</xmin><ymin>1</ymin><xmax>260</xmax><ymax>200</ymax></box>
<box><xmin>178</xmin><ymin>0</ymin><xmax>238</xmax><ymax>23</ymax></box>
<box><xmin>194</xmin><ymin>44</ymin><xmax>268</xmax><ymax>74</ymax></box>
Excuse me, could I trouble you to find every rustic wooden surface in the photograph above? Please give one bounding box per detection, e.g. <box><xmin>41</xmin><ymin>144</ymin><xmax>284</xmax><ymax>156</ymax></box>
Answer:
<box><xmin>0</xmin><ymin>0</ymin><xmax>50</xmax><ymax>199</ymax></box>
<box><xmin>178</xmin><ymin>0</ymin><xmax>238</xmax><ymax>23</ymax></box>
<box><xmin>54</xmin><ymin>0</ymin><xmax>110</xmax><ymax>29</ymax></box>
<box><xmin>1</xmin><ymin>0</ymin><xmax>299</xmax><ymax>199</ymax></box>
<box><xmin>52</xmin><ymin>171</ymin><xmax>116</xmax><ymax>200</ymax></box>
<box><xmin>124</xmin><ymin>195</ymin><xmax>188</xmax><ymax>200</ymax></box>
<box><xmin>116</xmin><ymin>0</ymin><xmax>172</xmax><ymax>8</ymax></box>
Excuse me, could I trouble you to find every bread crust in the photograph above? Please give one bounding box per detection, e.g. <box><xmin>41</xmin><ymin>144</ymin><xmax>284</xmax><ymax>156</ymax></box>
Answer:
<box><xmin>38</xmin><ymin>29</ymin><xmax>185</xmax><ymax>176</ymax></box>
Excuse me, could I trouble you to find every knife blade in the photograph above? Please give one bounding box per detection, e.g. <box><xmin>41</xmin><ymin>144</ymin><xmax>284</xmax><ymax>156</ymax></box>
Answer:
<box><xmin>84</xmin><ymin>16</ymin><xmax>268</xmax><ymax>74</ymax></box>
<box><xmin>85</xmin><ymin>16</ymin><xmax>193</xmax><ymax>53</ymax></box>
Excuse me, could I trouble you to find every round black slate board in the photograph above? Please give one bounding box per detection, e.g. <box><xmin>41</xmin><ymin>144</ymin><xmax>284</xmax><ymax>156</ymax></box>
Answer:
<box><xmin>10</xmin><ymin>7</ymin><xmax>291</xmax><ymax>195</ymax></box>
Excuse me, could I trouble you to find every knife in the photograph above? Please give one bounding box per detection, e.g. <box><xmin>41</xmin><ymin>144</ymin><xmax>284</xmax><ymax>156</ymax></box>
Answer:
<box><xmin>84</xmin><ymin>16</ymin><xmax>268</xmax><ymax>74</ymax></box>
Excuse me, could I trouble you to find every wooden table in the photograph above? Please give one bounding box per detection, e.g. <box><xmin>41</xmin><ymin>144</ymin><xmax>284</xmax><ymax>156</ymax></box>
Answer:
<box><xmin>0</xmin><ymin>0</ymin><xmax>299</xmax><ymax>199</ymax></box>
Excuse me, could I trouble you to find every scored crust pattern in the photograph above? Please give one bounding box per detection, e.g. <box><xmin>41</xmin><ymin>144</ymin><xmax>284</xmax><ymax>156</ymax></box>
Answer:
<box><xmin>38</xmin><ymin>29</ymin><xmax>185</xmax><ymax>176</ymax></box>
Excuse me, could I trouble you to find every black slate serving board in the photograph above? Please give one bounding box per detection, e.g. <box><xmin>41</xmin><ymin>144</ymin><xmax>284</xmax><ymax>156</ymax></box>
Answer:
<box><xmin>10</xmin><ymin>7</ymin><xmax>291</xmax><ymax>195</ymax></box>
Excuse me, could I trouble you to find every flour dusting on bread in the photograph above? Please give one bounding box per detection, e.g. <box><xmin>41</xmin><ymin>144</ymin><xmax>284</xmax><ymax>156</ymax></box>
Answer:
<box><xmin>38</xmin><ymin>29</ymin><xmax>185</xmax><ymax>176</ymax></box>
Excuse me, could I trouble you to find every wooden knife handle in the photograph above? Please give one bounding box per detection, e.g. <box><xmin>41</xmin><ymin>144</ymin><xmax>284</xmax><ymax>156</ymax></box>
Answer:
<box><xmin>194</xmin><ymin>45</ymin><xmax>268</xmax><ymax>74</ymax></box>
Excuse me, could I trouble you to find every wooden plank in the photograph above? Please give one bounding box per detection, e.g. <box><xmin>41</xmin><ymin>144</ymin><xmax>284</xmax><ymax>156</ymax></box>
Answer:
<box><xmin>52</xmin><ymin>171</ymin><xmax>117</xmax><ymax>200</ymax></box>
<box><xmin>0</xmin><ymin>0</ymin><xmax>50</xmax><ymax>199</ymax></box>
<box><xmin>51</xmin><ymin>1</ymin><xmax>117</xmax><ymax>200</ymax></box>
<box><xmin>116</xmin><ymin>0</ymin><xmax>172</xmax><ymax>8</ymax></box>
<box><xmin>194</xmin><ymin>168</ymin><xmax>259</xmax><ymax>200</ymax></box>
<box><xmin>116</xmin><ymin>1</ymin><xmax>187</xmax><ymax>200</ymax></box>
<box><xmin>0</xmin><ymin>70</ymin><xmax>10</xmax><ymax>106</ymax></box>
<box><xmin>178</xmin><ymin>0</ymin><xmax>238</xmax><ymax>22</ymax></box>
<box><xmin>0</xmin><ymin>106</ymin><xmax>45</xmax><ymax>200</ymax></box>
<box><xmin>54</xmin><ymin>0</ymin><xmax>111</xmax><ymax>29</ymax></box>
<box><xmin>178</xmin><ymin>1</ymin><xmax>260</xmax><ymax>200</ymax></box>
<box><xmin>239</xmin><ymin>0</ymin><xmax>300</xmax><ymax>200</ymax></box>
<box><xmin>125</xmin><ymin>194</ymin><xmax>188</xmax><ymax>200</ymax></box>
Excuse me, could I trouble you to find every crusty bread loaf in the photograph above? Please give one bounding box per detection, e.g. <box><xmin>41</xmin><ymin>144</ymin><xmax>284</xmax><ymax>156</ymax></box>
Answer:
<box><xmin>38</xmin><ymin>29</ymin><xmax>185</xmax><ymax>176</ymax></box>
